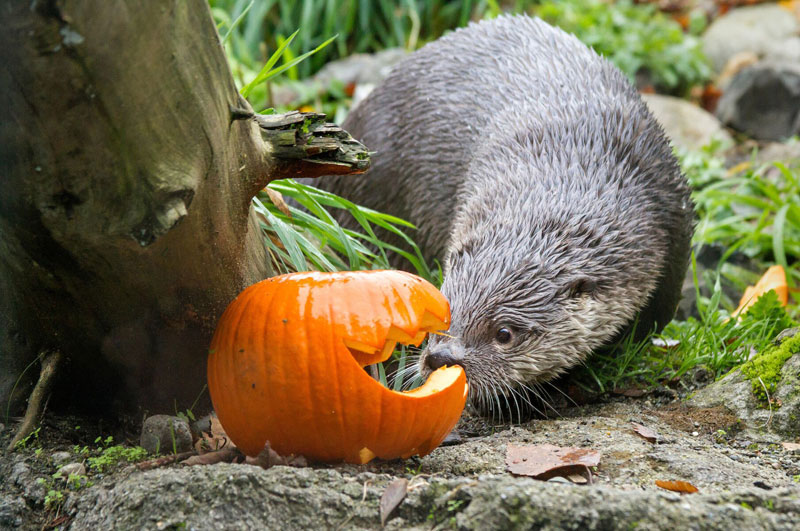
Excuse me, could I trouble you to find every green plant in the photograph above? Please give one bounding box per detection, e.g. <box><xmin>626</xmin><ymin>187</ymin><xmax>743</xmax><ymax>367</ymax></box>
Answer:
<box><xmin>37</xmin><ymin>471</ymin><xmax>93</xmax><ymax>511</ymax></box>
<box><xmin>534</xmin><ymin>0</ymin><xmax>711</xmax><ymax>93</ymax></box>
<box><xmin>86</xmin><ymin>440</ymin><xmax>148</xmax><ymax>472</ymax></box>
<box><xmin>14</xmin><ymin>426</ymin><xmax>41</xmax><ymax>450</ymax></box>
<box><xmin>255</xmin><ymin>179</ymin><xmax>436</xmax><ymax>284</ymax></box>
<box><xmin>688</xmin><ymin>154</ymin><xmax>800</xmax><ymax>287</ymax></box>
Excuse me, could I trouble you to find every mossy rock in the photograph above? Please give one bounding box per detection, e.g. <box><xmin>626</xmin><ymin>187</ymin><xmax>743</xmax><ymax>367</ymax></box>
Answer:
<box><xmin>740</xmin><ymin>333</ymin><xmax>800</xmax><ymax>408</ymax></box>
<box><xmin>690</xmin><ymin>329</ymin><xmax>800</xmax><ymax>437</ymax></box>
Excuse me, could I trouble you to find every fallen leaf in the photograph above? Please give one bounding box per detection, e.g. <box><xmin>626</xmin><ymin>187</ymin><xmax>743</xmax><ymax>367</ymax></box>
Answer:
<box><xmin>379</xmin><ymin>478</ymin><xmax>409</xmax><ymax>527</ymax></box>
<box><xmin>245</xmin><ymin>441</ymin><xmax>308</xmax><ymax>469</ymax></box>
<box><xmin>566</xmin><ymin>473</ymin><xmax>588</xmax><ymax>485</ymax></box>
<box><xmin>195</xmin><ymin>413</ymin><xmax>232</xmax><ymax>454</ymax></box>
<box><xmin>612</xmin><ymin>387</ymin><xmax>646</xmax><ymax>398</ymax></box>
<box><xmin>781</xmin><ymin>442</ymin><xmax>800</xmax><ymax>453</ymax></box>
<box><xmin>181</xmin><ymin>446</ymin><xmax>241</xmax><ymax>466</ymax></box>
<box><xmin>632</xmin><ymin>423</ymin><xmax>659</xmax><ymax>443</ymax></box>
<box><xmin>655</xmin><ymin>480</ymin><xmax>698</xmax><ymax>494</ymax></box>
<box><xmin>506</xmin><ymin>444</ymin><xmax>601</xmax><ymax>480</ymax></box>
<box><xmin>266</xmin><ymin>188</ymin><xmax>291</xmax><ymax>217</ymax></box>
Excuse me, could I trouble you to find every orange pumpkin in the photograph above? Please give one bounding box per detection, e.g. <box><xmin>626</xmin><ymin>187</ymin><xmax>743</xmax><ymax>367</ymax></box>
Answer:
<box><xmin>732</xmin><ymin>265</ymin><xmax>789</xmax><ymax>318</ymax></box>
<box><xmin>207</xmin><ymin>270</ymin><xmax>467</xmax><ymax>464</ymax></box>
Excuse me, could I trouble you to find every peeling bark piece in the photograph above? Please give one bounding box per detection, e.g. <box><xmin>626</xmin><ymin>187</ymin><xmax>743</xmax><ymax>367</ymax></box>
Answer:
<box><xmin>632</xmin><ymin>423</ymin><xmax>660</xmax><ymax>443</ymax></box>
<box><xmin>379</xmin><ymin>478</ymin><xmax>409</xmax><ymax>527</ymax></box>
<box><xmin>257</xmin><ymin>111</ymin><xmax>370</xmax><ymax>181</ymax></box>
<box><xmin>655</xmin><ymin>480</ymin><xmax>699</xmax><ymax>494</ymax></box>
<box><xmin>506</xmin><ymin>444</ymin><xmax>601</xmax><ymax>480</ymax></box>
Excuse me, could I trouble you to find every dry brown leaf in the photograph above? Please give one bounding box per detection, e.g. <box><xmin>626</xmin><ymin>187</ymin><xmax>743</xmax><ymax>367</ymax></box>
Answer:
<box><xmin>506</xmin><ymin>444</ymin><xmax>601</xmax><ymax>480</ymax></box>
<box><xmin>181</xmin><ymin>446</ymin><xmax>241</xmax><ymax>466</ymax></box>
<box><xmin>632</xmin><ymin>423</ymin><xmax>659</xmax><ymax>443</ymax></box>
<box><xmin>655</xmin><ymin>480</ymin><xmax>698</xmax><ymax>494</ymax></box>
<box><xmin>379</xmin><ymin>478</ymin><xmax>409</xmax><ymax>527</ymax></box>
<box><xmin>266</xmin><ymin>187</ymin><xmax>291</xmax><ymax>217</ymax></box>
<box><xmin>245</xmin><ymin>442</ymin><xmax>308</xmax><ymax>469</ymax></box>
<box><xmin>195</xmin><ymin>413</ymin><xmax>232</xmax><ymax>454</ymax></box>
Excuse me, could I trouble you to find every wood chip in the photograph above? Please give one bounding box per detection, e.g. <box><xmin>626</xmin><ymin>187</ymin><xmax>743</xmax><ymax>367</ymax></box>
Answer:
<box><xmin>506</xmin><ymin>444</ymin><xmax>601</xmax><ymax>480</ymax></box>
<box><xmin>379</xmin><ymin>478</ymin><xmax>409</xmax><ymax>527</ymax></box>
<box><xmin>655</xmin><ymin>480</ymin><xmax>698</xmax><ymax>494</ymax></box>
<box><xmin>632</xmin><ymin>422</ymin><xmax>659</xmax><ymax>443</ymax></box>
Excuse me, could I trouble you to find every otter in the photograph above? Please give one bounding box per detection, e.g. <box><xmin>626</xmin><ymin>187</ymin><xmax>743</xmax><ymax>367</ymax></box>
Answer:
<box><xmin>311</xmin><ymin>15</ymin><xmax>694</xmax><ymax>414</ymax></box>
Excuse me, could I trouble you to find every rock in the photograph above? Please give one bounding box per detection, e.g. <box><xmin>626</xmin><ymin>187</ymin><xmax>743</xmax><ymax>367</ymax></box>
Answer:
<box><xmin>0</xmin><ymin>495</ymin><xmax>27</xmax><ymax>529</ymax></box>
<box><xmin>722</xmin><ymin>138</ymin><xmax>800</xmax><ymax>170</ymax></box>
<box><xmin>51</xmin><ymin>451</ymin><xmax>73</xmax><ymax>465</ymax></box>
<box><xmin>57</xmin><ymin>462</ymin><xmax>86</xmax><ymax>477</ymax></box>
<box><xmin>690</xmin><ymin>336</ymin><xmax>800</xmax><ymax>438</ymax></box>
<box><xmin>313</xmin><ymin>48</ymin><xmax>407</xmax><ymax>88</ymax></box>
<box><xmin>702</xmin><ymin>4</ymin><xmax>800</xmax><ymax>74</ymax></box>
<box><xmin>313</xmin><ymin>48</ymin><xmax>407</xmax><ymax>107</ymax></box>
<box><xmin>717</xmin><ymin>51</ymin><xmax>759</xmax><ymax>90</ymax></box>
<box><xmin>66</xmin><ymin>465</ymin><xmax>800</xmax><ymax>530</ymax></box>
<box><xmin>140</xmin><ymin>415</ymin><xmax>192</xmax><ymax>455</ymax></box>
<box><xmin>642</xmin><ymin>93</ymin><xmax>732</xmax><ymax>151</ymax></box>
<box><xmin>716</xmin><ymin>60</ymin><xmax>800</xmax><ymax>141</ymax></box>
<box><xmin>9</xmin><ymin>461</ymin><xmax>30</xmax><ymax>487</ymax></box>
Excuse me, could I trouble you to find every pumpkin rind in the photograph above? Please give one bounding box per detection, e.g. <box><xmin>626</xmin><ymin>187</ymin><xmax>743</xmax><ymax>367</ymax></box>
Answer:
<box><xmin>207</xmin><ymin>270</ymin><xmax>466</xmax><ymax>463</ymax></box>
<box><xmin>733</xmin><ymin>265</ymin><xmax>788</xmax><ymax>317</ymax></box>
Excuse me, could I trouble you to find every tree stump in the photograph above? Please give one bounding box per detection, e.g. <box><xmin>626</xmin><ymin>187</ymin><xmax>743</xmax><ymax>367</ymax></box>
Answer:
<box><xmin>0</xmin><ymin>0</ymin><xmax>369</xmax><ymax>416</ymax></box>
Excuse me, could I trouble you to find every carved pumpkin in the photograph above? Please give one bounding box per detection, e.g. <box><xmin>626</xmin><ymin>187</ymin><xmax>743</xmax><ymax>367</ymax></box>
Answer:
<box><xmin>207</xmin><ymin>270</ymin><xmax>467</xmax><ymax>463</ymax></box>
<box><xmin>733</xmin><ymin>265</ymin><xmax>788</xmax><ymax>317</ymax></box>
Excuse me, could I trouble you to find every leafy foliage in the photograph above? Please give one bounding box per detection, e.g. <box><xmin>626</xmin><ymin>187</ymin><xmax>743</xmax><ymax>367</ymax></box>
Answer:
<box><xmin>685</xmin><ymin>146</ymin><xmax>800</xmax><ymax>285</ymax></box>
<box><xmin>534</xmin><ymin>0</ymin><xmax>710</xmax><ymax>93</ymax></box>
<box><xmin>255</xmin><ymin>180</ymin><xmax>437</xmax><ymax>284</ymax></box>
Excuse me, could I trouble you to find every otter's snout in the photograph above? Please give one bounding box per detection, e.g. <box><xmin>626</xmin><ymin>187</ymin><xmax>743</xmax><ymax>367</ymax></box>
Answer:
<box><xmin>424</xmin><ymin>343</ymin><xmax>462</xmax><ymax>372</ymax></box>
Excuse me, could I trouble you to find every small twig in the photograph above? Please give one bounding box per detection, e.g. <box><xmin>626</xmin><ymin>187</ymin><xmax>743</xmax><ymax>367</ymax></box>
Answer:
<box><xmin>7</xmin><ymin>350</ymin><xmax>62</xmax><ymax>452</ymax></box>
<box><xmin>756</xmin><ymin>377</ymin><xmax>774</xmax><ymax>429</ymax></box>
<box><xmin>136</xmin><ymin>451</ymin><xmax>196</xmax><ymax>471</ymax></box>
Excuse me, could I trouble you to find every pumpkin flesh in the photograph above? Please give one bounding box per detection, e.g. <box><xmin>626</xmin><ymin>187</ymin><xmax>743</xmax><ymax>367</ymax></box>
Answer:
<box><xmin>207</xmin><ymin>270</ymin><xmax>467</xmax><ymax>464</ymax></box>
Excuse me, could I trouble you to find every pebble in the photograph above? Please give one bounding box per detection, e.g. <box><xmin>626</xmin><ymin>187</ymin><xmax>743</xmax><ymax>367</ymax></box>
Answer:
<box><xmin>51</xmin><ymin>451</ymin><xmax>73</xmax><ymax>465</ymax></box>
<box><xmin>58</xmin><ymin>462</ymin><xmax>86</xmax><ymax>477</ymax></box>
<box><xmin>140</xmin><ymin>415</ymin><xmax>193</xmax><ymax>455</ymax></box>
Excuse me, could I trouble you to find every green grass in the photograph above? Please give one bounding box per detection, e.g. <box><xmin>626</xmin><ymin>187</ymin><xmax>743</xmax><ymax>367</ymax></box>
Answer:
<box><xmin>534</xmin><ymin>0</ymin><xmax>710</xmax><ymax>93</ymax></box>
<box><xmin>211</xmin><ymin>0</ymin><xmax>712</xmax><ymax>114</ymax></box>
<box><xmin>579</xmin><ymin>144</ymin><xmax>800</xmax><ymax>395</ymax></box>
<box><xmin>684</xmin><ymin>143</ymin><xmax>800</xmax><ymax>287</ymax></box>
<box><xmin>255</xmin><ymin>179</ymin><xmax>437</xmax><ymax>284</ymax></box>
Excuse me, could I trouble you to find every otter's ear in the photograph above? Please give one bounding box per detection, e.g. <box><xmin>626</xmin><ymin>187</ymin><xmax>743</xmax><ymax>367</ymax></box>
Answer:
<box><xmin>568</xmin><ymin>277</ymin><xmax>597</xmax><ymax>298</ymax></box>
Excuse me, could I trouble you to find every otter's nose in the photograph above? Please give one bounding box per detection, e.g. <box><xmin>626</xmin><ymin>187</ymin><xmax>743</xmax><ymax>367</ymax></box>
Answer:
<box><xmin>425</xmin><ymin>344</ymin><xmax>461</xmax><ymax>371</ymax></box>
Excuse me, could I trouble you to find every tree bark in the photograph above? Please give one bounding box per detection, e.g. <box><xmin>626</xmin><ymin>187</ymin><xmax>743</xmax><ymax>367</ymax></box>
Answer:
<box><xmin>0</xmin><ymin>0</ymin><xmax>368</xmax><ymax>414</ymax></box>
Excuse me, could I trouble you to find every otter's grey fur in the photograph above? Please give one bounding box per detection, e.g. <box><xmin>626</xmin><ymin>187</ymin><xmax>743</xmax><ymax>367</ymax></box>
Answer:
<box><xmin>313</xmin><ymin>16</ymin><xmax>694</xmax><ymax>412</ymax></box>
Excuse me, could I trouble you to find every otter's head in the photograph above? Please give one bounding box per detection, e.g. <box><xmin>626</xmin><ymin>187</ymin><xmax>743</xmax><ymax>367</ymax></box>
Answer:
<box><xmin>417</xmin><ymin>99</ymin><xmax>675</xmax><ymax>416</ymax></box>
<box><xmin>418</xmin><ymin>229</ymin><xmax>618</xmax><ymax>416</ymax></box>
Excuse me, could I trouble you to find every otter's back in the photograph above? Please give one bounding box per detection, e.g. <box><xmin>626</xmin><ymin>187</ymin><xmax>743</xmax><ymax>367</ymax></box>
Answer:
<box><xmin>318</xmin><ymin>15</ymin><xmax>641</xmax><ymax>263</ymax></box>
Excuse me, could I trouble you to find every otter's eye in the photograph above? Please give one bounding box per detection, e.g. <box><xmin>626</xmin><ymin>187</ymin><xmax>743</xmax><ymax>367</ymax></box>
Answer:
<box><xmin>495</xmin><ymin>327</ymin><xmax>513</xmax><ymax>344</ymax></box>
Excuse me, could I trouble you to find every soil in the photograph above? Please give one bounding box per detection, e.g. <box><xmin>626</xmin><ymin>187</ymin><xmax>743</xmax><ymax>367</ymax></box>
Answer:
<box><xmin>2</xmin><ymin>388</ymin><xmax>800</xmax><ymax>530</ymax></box>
